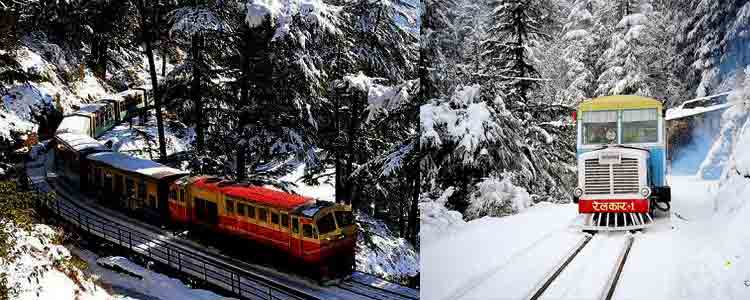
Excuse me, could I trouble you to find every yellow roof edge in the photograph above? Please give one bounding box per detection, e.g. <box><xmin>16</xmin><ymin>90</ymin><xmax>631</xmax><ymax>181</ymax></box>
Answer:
<box><xmin>578</xmin><ymin>95</ymin><xmax>662</xmax><ymax>114</ymax></box>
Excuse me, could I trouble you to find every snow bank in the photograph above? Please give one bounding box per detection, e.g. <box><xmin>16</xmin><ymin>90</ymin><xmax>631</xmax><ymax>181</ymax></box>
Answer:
<box><xmin>98</xmin><ymin>115</ymin><xmax>194</xmax><ymax>160</ymax></box>
<box><xmin>279</xmin><ymin>161</ymin><xmax>335</xmax><ymax>202</ymax></box>
<box><xmin>79</xmin><ymin>251</ymin><xmax>231</xmax><ymax>300</ymax></box>
<box><xmin>0</xmin><ymin>224</ymin><xmax>113</xmax><ymax>300</ymax></box>
<box><xmin>419</xmin><ymin>188</ymin><xmax>465</xmax><ymax>246</ymax></box>
<box><xmin>355</xmin><ymin>214</ymin><xmax>419</xmax><ymax>283</ymax></box>
<box><xmin>421</xmin><ymin>203</ymin><xmax>577</xmax><ymax>300</ymax></box>
<box><xmin>465</xmin><ymin>176</ymin><xmax>531</xmax><ymax>219</ymax></box>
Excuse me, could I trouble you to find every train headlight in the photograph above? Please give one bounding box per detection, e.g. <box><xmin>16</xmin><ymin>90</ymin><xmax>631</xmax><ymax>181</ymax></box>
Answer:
<box><xmin>573</xmin><ymin>187</ymin><xmax>584</xmax><ymax>197</ymax></box>
<box><xmin>640</xmin><ymin>187</ymin><xmax>652</xmax><ymax>198</ymax></box>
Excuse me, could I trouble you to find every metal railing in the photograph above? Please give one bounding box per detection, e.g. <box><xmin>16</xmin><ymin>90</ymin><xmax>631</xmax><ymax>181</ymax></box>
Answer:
<box><xmin>28</xmin><ymin>174</ymin><xmax>321</xmax><ymax>300</ymax></box>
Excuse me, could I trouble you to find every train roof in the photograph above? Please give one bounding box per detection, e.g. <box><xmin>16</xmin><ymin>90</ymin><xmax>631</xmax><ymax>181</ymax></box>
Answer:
<box><xmin>56</xmin><ymin>115</ymin><xmax>91</xmax><ymax>135</ymax></box>
<box><xmin>87</xmin><ymin>152</ymin><xmax>188</xmax><ymax>180</ymax></box>
<box><xmin>192</xmin><ymin>177</ymin><xmax>315</xmax><ymax>211</ymax></box>
<box><xmin>55</xmin><ymin>132</ymin><xmax>107</xmax><ymax>152</ymax></box>
<box><xmin>77</xmin><ymin>103</ymin><xmax>107</xmax><ymax>114</ymax></box>
<box><xmin>578</xmin><ymin>95</ymin><xmax>662</xmax><ymax>112</ymax></box>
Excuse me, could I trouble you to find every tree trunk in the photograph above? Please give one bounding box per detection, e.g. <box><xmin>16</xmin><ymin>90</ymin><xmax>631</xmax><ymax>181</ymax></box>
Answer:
<box><xmin>407</xmin><ymin>146</ymin><xmax>420</xmax><ymax>245</ymax></box>
<box><xmin>139</xmin><ymin>0</ymin><xmax>167</xmax><ymax>160</ymax></box>
<box><xmin>236</xmin><ymin>26</ymin><xmax>251</xmax><ymax>181</ymax></box>
<box><xmin>192</xmin><ymin>33</ymin><xmax>204</xmax><ymax>156</ymax></box>
<box><xmin>345</xmin><ymin>93</ymin><xmax>362</xmax><ymax>208</ymax></box>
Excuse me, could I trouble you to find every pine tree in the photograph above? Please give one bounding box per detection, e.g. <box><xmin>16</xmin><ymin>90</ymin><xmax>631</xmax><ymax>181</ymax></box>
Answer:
<box><xmin>483</xmin><ymin>0</ymin><xmax>549</xmax><ymax>106</ymax></box>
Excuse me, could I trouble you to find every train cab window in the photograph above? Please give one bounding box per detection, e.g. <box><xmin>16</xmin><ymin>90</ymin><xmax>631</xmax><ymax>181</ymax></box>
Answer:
<box><xmin>335</xmin><ymin>211</ymin><xmax>354</xmax><ymax>227</ymax></box>
<box><xmin>317</xmin><ymin>213</ymin><xmax>337</xmax><ymax>235</ymax></box>
<box><xmin>237</xmin><ymin>203</ymin><xmax>246</xmax><ymax>216</ymax></box>
<box><xmin>281</xmin><ymin>214</ymin><xmax>289</xmax><ymax>227</ymax></box>
<box><xmin>226</xmin><ymin>198</ymin><xmax>235</xmax><ymax>215</ymax></box>
<box><xmin>582</xmin><ymin>110</ymin><xmax>618</xmax><ymax>145</ymax></box>
<box><xmin>258</xmin><ymin>208</ymin><xmax>267</xmax><ymax>223</ymax></box>
<box><xmin>303</xmin><ymin>224</ymin><xmax>314</xmax><ymax>238</ymax></box>
<box><xmin>137</xmin><ymin>182</ymin><xmax>146</xmax><ymax>199</ymax></box>
<box><xmin>292</xmin><ymin>218</ymin><xmax>299</xmax><ymax>234</ymax></box>
<box><xmin>622</xmin><ymin>109</ymin><xmax>658</xmax><ymax>143</ymax></box>
<box><xmin>247</xmin><ymin>205</ymin><xmax>256</xmax><ymax>219</ymax></box>
<box><xmin>271</xmin><ymin>212</ymin><xmax>279</xmax><ymax>225</ymax></box>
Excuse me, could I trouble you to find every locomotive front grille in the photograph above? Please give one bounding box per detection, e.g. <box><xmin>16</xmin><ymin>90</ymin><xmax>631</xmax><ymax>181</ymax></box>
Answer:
<box><xmin>584</xmin><ymin>158</ymin><xmax>640</xmax><ymax>195</ymax></box>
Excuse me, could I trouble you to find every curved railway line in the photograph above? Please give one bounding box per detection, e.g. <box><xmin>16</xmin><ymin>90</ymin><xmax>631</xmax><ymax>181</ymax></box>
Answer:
<box><xmin>527</xmin><ymin>233</ymin><xmax>635</xmax><ymax>300</ymax></box>
<box><xmin>25</xmin><ymin>152</ymin><xmax>418</xmax><ymax>300</ymax></box>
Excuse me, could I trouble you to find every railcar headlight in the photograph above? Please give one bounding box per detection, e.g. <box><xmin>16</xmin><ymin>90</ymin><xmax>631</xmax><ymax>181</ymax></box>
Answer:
<box><xmin>640</xmin><ymin>187</ymin><xmax>652</xmax><ymax>198</ymax></box>
<box><xmin>573</xmin><ymin>187</ymin><xmax>584</xmax><ymax>197</ymax></box>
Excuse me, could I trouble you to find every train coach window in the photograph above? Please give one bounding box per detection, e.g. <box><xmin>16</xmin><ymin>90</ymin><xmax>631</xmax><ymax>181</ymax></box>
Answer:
<box><xmin>138</xmin><ymin>182</ymin><xmax>146</xmax><ymax>199</ymax></box>
<box><xmin>317</xmin><ymin>213</ymin><xmax>337</xmax><ymax>235</ymax></box>
<box><xmin>292</xmin><ymin>218</ymin><xmax>299</xmax><ymax>234</ymax></box>
<box><xmin>148</xmin><ymin>195</ymin><xmax>156</xmax><ymax>208</ymax></box>
<box><xmin>258</xmin><ymin>208</ymin><xmax>267</xmax><ymax>223</ymax></box>
<box><xmin>247</xmin><ymin>205</ymin><xmax>256</xmax><ymax>219</ymax></box>
<box><xmin>271</xmin><ymin>212</ymin><xmax>279</xmax><ymax>225</ymax></box>
<box><xmin>281</xmin><ymin>214</ymin><xmax>289</xmax><ymax>227</ymax></box>
<box><xmin>303</xmin><ymin>224</ymin><xmax>313</xmax><ymax>238</ymax></box>
<box><xmin>226</xmin><ymin>198</ymin><xmax>235</xmax><ymax>215</ymax></box>
<box><xmin>125</xmin><ymin>179</ymin><xmax>135</xmax><ymax>197</ymax></box>
<box><xmin>237</xmin><ymin>203</ymin><xmax>246</xmax><ymax>216</ymax></box>
<box><xmin>180</xmin><ymin>189</ymin><xmax>185</xmax><ymax>202</ymax></box>
<box><xmin>335</xmin><ymin>211</ymin><xmax>354</xmax><ymax>227</ymax></box>
<box><xmin>170</xmin><ymin>189</ymin><xmax>176</xmax><ymax>200</ymax></box>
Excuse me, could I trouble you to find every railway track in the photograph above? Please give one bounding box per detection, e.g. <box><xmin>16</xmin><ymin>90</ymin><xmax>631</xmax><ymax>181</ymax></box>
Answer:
<box><xmin>25</xmin><ymin>153</ymin><xmax>419</xmax><ymax>300</ymax></box>
<box><xmin>527</xmin><ymin>233</ymin><xmax>635</xmax><ymax>300</ymax></box>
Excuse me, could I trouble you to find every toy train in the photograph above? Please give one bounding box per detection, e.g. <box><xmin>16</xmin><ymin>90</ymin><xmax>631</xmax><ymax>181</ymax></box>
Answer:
<box><xmin>572</xmin><ymin>95</ymin><xmax>671</xmax><ymax>231</ymax></box>
<box><xmin>51</xmin><ymin>97</ymin><xmax>356</xmax><ymax>278</ymax></box>
<box><xmin>56</xmin><ymin>88</ymin><xmax>148</xmax><ymax>138</ymax></box>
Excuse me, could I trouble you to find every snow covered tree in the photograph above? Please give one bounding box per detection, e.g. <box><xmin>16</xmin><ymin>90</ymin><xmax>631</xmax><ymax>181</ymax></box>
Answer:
<box><xmin>558</xmin><ymin>0</ymin><xmax>598</xmax><ymax>104</ymax></box>
<box><xmin>483</xmin><ymin>0</ymin><xmax>550</xmax><ymax>106</ymax></box>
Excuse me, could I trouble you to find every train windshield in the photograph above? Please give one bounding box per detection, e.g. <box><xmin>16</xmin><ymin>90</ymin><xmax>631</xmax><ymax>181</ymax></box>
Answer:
<box><xmin>582</xmin><ymin>110</ymin><xmax>618</xmax><ymax>145</ymax></box>
<box><xmin>622</xmin><ymin>109</ymin><xmax>658</xmax><ymax>143</ymax></box>
<box><xmin>317</xmin><ymin>212</ymin><xmax>337</xmax><ymax>235</ymax></box>
<box><xmin>335</xmin><ymin>211</ymin><xmax>354</xmax><ymax>227</ymax></box>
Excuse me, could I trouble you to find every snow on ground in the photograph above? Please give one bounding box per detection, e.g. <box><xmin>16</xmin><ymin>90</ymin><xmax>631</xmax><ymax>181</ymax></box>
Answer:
<box><xmin>421</xmin><ymin>202</ymin><xmax>578</xmax><ymax>300</ymax></box>
<box><xmin>0</xmin><ymin>224</ymin><xmax>113</xmax><ymax>300</ymax></box>
<box><xmin>72</xmin><ymin>248</ymin><xmax>231</xmax><ymax>300</ymax></box>
<box><xmin>355</xmin><ymin>214</ymin><xmax>419</xmax><ymax>283</ymax></box>
<box><xmin>98</xmin><ymin>115</ymin><xmax>194</xmax><ymax>160</ymax></box>
<box><xmin>278</xmin><ymin>161</ymin><xmax>335</xmax><ymax>202</ymax></box>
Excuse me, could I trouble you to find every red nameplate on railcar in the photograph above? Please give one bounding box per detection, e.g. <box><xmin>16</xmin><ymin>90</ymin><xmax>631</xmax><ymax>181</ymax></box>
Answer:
<box><xmin>578</xmin><ymin>199</ymin><xmax>649</xmax><ymax>213</ymax></box>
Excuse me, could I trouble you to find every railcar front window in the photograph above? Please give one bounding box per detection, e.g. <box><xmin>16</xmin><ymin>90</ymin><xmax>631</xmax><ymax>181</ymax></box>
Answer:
<box><xmin>582</xmin><ymin>110</ymin><xmax>618</xmax><ymax>145</ymax></box>
<box><xmin>317</xmin><ymin>213</ymin><xmax>337</xmax><ymax>235</ymax></box>
<box><xmin>622</xmin><ymin>109</ymin><xmax>658</xmax><ymax>143</ymax></box>
<box><xmin>335</xmin><ymin>211</ymin><xmax>354</xmax><ymax>227</ymax></box>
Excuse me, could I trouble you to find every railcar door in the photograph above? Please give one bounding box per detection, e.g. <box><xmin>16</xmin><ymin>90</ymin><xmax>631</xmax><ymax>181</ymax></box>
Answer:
<box><xmin>290</xmin><ymin>216</ymin><xmax>303</xmax><ymax>258</ymax></box>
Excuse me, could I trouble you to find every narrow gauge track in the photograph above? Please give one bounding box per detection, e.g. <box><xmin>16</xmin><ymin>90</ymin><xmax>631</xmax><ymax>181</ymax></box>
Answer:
<box><xmin>335</xmin><ymin>278</ymin><xmax>418</xmax><ymax>300</ymax></box>
<box><xmin>527</xmin><ymin>233</ymin><xmax>635</xmax><ymax>300</ymax></box>
<box><xmin>26</xmin><ymin>156</ymin><xmax>418</xmax><ymax>300</ymax></box>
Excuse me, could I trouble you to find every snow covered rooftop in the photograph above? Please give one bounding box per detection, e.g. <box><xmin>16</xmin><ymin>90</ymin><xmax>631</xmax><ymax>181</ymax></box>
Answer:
<box><xmin>666</xmin><ymin>102</ymin><xmax>736</xmax><ymax>121</ymax></box>
<box><xmin>56</xmin><ymin>115</ymin><xmax>91</xmax><ymax>135</ymax></box>
<box><xmin>55</xmin><ymin>132</ymin><xmax>106</xmax><ymax>152</ymax></box>
<box><xmin>77</xmin><ymin>103</ymin><xmax>106</xmax><ymax>114</ymax></box>
<box><xmin>87</xmin><ymin>152</ymin><xmax>188</xmax><ymax>180</ymax></box>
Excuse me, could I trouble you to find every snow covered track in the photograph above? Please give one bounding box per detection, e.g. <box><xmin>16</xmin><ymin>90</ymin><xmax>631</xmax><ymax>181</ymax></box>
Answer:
<box><xmin>528</xmin><ymin>234</ymin><xmax>593</xmax><ymax>300</ymax></box>
<box><xmin>600</xmin><ymin>235</ymin><xmax>634</xmax><ymax>300</ymax></box>
<box><xmin>25</xmin><ymin>153</ymin><xmax>418</xmax><ymax>300</ymax></box>
<box><xmin>528</xmin><ymin>233</ymin><xmax>635</xmax><ymax>300</ymax></box>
